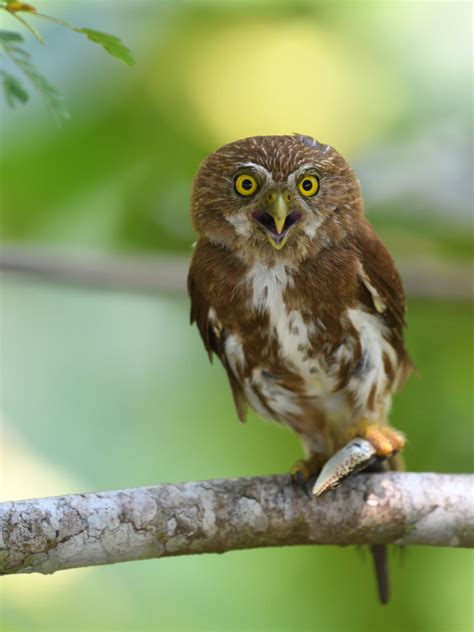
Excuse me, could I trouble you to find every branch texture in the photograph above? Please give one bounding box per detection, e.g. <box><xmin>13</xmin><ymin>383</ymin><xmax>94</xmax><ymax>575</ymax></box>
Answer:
<box><xmin>1</xmin><ymin>473</ymin><xmax>472</xmax><ymax>575</ymax></box>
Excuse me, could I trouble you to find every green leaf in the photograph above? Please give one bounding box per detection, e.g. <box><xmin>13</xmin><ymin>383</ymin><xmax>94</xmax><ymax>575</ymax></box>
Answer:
<box><xmin>0</xmin><ymin>69</ymin><xmax>29</xmax><ymax>106</ymax></box>
<box><xmin>1</xmin><ymin>38</ymin><xmax>69</xmax><ymax>122</ymax></box>
<box><xmin>74</xmin><ymin>28</ymin><xmax>135</xmax><ymax>66</ymax></box>
<box><xmin>0</xmin><ymin>29</ymin><xmax>24</xmax><ymax>43</ymax></box>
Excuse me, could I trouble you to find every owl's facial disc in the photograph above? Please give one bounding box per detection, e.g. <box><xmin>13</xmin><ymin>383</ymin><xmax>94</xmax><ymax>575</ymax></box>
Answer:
<box><xmin>252</xmin><ymin>191</ymin><xmax>301</xmax><ymax>250</ymax></box>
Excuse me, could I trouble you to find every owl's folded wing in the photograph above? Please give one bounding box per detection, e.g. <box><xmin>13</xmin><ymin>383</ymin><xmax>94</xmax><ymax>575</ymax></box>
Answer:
<box><xmin>188</xmin><ymin>265</ymin><xmax>248</xmax><ymax>422</ymax></box>
<box><xmin>354</xmin><ymin>220</ymin><xmax>407</xmax><ymax>338</ymax></box>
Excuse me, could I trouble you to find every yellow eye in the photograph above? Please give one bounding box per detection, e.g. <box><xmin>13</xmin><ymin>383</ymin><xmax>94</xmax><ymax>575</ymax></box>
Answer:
<box><xmin>297</xmin><ymin>175</ymin><xmax>319</xmax><ymax>197</ymax></box>
<box><xmin>235</xmin><ymin>174</ymin><xmax>258</xmax><ymax>196</ymax></box>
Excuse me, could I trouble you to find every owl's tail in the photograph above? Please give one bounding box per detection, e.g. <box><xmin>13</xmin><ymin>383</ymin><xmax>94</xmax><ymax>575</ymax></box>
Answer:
<box><xmin>370</xmin><ymin>544</ymin><xmax>389</xmax><ymax>604</ymax></box>
<box><xmin>366</xmin><ymin>455</ymin><xmax>399</xmax><ymax>605</ymax></box>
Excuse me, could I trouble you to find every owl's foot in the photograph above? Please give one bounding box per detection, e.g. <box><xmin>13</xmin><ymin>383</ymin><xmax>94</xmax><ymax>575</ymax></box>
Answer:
<box><xmin>388</xmin><ymin>451</ymin><xmax>406</xmax><ymax>472</ymax></box>
<box><xmin>312</xmin><ymin>423</ymin><xmax>406</xmax><ymax>496</ymax></box>
<box><xmin>291</xmin><ymin>454</ymin><xmax>327</xmax><ymax>492</ymax></box>
<box><xmin>344</xmin><ymin>420</ymin><xmax>406</xmax><ymax>459</ymax></box>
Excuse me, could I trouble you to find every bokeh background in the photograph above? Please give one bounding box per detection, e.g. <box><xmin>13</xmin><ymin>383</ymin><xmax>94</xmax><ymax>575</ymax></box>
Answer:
<box><xmin>1</xmin><ymin>1</ymin><xmax>473</xmax><ymax>631</ymax></box>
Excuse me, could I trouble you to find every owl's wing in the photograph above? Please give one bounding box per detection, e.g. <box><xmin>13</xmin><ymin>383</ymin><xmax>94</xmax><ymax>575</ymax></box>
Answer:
<box><xmin>354</xmin><ymin>220</ymin><xmax>406</xmax><ymax>337</ymax></box>
<box><xmin>188</xmin><ymin>264</ymin><xmax>248</xmax><ymax>422</ymax></box>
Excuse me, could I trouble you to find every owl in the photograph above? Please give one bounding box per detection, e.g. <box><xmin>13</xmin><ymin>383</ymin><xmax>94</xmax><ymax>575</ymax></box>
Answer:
<box><xmin>188</xmin><ymin>134</ymin><xmax>412</xmax><ymax>602</ymax></box>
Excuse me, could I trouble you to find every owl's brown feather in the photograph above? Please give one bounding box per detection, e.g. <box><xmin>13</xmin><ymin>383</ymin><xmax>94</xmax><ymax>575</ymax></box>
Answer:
<box><xmin>188</xmin><ymin>133</ymin><xmax>411</xmax><ymax>470</ymax></box>
<box><xmin>188</xmin><ymin>261</ymin><xmax>248</xmax><ymax>422</ymax></box>
<box><xmin>354</xmin><ymin>218</ymin><xmax>406</xmax><ymax>333</ymax></box>
<box><xmin>188</xmin><ymin>135</ymin><xmax>412</xmax><ymax>605</ymax></box>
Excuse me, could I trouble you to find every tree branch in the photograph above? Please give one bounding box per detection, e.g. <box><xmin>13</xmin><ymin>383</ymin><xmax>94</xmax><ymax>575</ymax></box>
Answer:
<box><xmin>0</xmin><ymin>245</ymin><xmax>472</xmax><ymax>300</ymax></box>
<box><xmin>1</xmin><ymin>473</ymin><xmax>472</xmax><ymax>576</ymax></box>
<box><xmin>0</xmin><ymin>245</ymin><xmax>188</xmax><ymax>293</ymax></box>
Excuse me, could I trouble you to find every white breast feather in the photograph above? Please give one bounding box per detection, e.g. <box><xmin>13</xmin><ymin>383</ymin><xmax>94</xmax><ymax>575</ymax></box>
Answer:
<box><xmin>220</xmin><ymin>264</ymin><xmax>398</xmax><ymax>425</ymax></box>
<box><xmin>245</xmin><ymin>262</ymin><xmax>342</xmax><ymax>419</ymax></box>
<box><xmin>248</xmin><ymin>262</ymin><xmax>313</xmax><ymax>365</ymax></box>
<box><xmin>347</xmin><ymin>308</ymin><xmax>397</xmax><ymax>413</ymax></box>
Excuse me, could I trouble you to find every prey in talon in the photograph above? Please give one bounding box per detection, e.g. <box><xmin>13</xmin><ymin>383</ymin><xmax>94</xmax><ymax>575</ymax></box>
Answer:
<box><xmin>188</xmin><ymin>135</ymin><xmax>412</xmax><ymax>603</ymax></box>
<box><xmin>312</xmin><ymin>438</ymin><xmax>377</xmax><ymax>496</ymax></box>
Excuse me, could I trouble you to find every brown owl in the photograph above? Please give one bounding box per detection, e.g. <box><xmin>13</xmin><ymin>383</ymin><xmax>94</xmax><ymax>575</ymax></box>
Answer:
<box><xmin>188</xmin><ymin>134</ymin><xmax>412</xmax><ymax>603</ymax></box>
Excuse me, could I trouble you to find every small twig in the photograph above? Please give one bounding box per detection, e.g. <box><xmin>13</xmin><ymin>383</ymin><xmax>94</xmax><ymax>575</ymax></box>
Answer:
<box><xmin>0</xmin><ymin>245</ymin><xmax>472</xmax><ymax>300</ymax></box>
<box><xmin>1</xmin><ymin>472</ymin><xmax>472</xmax><ymax>576</ymax></box>
<box><xmin>6</xmin><ymin>10</ymin><xmax>45</xmax><ymax>44</ymax></box>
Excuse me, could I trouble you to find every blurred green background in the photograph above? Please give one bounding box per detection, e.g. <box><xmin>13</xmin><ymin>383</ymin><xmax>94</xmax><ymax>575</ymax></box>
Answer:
<box><xmin>0</xmin><ymin>1</ymin><xmax>473</xmax><ymax>631</ymax></box>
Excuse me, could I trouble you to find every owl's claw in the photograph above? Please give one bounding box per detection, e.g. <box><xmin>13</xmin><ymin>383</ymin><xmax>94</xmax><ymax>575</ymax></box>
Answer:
<box><xmin>292</xmin><ymin>470</ymin><xmax>312</xmax><ymax>498</ymax></box>
<box><xmin>291</xmin><ymin>454</ymin><xmax>327</xmax><ymax>496</ymax></box>
<box><xmin>311</xmin><ymin>422</ymin><xmax>406</xmax><ymax>496</ymax></box>
<box><xmin>344</xmin><ymin>421</ymin><xmax>406</xmax><ymax>459</ymax></box>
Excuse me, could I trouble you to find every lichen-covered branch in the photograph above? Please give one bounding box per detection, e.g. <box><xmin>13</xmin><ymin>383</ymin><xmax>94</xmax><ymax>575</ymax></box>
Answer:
<box><xmin>1</xmin><ymin>473</ymin><xmax>472</xmax><ymax>576</ymax></box>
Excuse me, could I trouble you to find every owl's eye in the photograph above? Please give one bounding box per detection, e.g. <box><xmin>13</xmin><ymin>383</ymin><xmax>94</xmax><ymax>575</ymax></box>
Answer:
<box><xmin>297</xmin><ymin>175</ymin><xmax>319</xmax><ymax>197</ymax></box>
<box><xmin>235</xmin><ymin>174</ymin><xmax>258</xmax><ymax>196</ymax></box>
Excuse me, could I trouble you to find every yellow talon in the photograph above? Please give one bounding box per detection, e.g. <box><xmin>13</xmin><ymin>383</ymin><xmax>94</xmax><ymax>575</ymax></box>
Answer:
<box><xmin>291</xmin><ymin>454</ymin><xmax>328</xmax><ymax>483</ymax></box>
<box><xmin>343</xmin><ymin>420</ymin><xmax>405</xmax><ymax>458</ymax></box>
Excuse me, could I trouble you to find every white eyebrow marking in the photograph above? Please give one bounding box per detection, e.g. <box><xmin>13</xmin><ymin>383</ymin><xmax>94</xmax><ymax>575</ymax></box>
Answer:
<box><xmin>239</xmin><ymin>162</ymin><xmax>272</xmax><ymax>179</ymax></box>
<box><xmin>287</xmin><ymin>163</ymin><xmax>317</xmax><ymax>187</ymax></box>
<box><xmin>294</xmin><ymin>163</ymin><xmax>317</xmax><ymax>176</ymax></box>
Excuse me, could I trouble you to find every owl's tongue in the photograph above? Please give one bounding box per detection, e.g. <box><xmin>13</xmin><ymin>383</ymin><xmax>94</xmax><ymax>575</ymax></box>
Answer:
<box><xmin>252</xmin><ymin>210</ymin><xmax>301</xmax><ymax>238</ymax></box>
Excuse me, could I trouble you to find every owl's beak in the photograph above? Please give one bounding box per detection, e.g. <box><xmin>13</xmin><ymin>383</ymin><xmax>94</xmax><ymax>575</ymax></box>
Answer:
<box><xmin>268</xmin><ymin>193</ymin><xmax>290</xmax><ymax>235</ymax></box>
<box><xmin>251</xmin><ymin>191</ymin><xmax>300</xmax><ymax>250</ymax></box>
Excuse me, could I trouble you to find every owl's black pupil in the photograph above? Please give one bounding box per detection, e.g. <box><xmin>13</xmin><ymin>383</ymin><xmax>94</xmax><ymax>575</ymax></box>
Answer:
<box><xmin>302</xmin><ymin>179</ymin><xmax>313</xmax><ymax>191</ymax></box>
<box><xmin>242</xmin><ymin>179</ymin><xmax>253</xmax><ymax>190</ymax></box>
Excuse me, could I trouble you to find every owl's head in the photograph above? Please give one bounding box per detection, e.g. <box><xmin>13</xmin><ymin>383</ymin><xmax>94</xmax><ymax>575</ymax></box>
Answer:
<box><xmin>191</xmin><ymin>135</ymin><xmax>363</xmax><ymax>263</ymax></box>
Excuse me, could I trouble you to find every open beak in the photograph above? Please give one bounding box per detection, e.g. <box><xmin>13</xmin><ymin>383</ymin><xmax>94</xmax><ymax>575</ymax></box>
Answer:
<box><xmin>252</xmin><ymin>192</ymin><xmax>301</xmax><ymax>250</ymax></box>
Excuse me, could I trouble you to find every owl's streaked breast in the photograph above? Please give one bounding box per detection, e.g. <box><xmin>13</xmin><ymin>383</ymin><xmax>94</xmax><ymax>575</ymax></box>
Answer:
<box><xmin>245</xmin><ymin>261</ymin><xmax>337</xmax><ymax>389</ymax></box>
<box><xmin>211</xmin><ymin>261</ymin><xmax>401</xmax><ymax>432</ymax></box>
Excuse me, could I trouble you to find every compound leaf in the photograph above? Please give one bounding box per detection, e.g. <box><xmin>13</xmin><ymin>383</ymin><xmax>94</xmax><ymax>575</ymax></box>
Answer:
<box><xmin>1</xmin><ymin>37</ymin><xmax>69</xmax><ymax>121</ymax></box>
<box><xmin>0</xmin><ymin>69</ymin><xmax>29</xmax><ymax>106</ymax></box>
<box><xmin>74</xmin><ymin>27</ymin><xmax>135</xmax><ymax>66</ymax></box>
<box><xmin>0</xmin><ymin>29</ymin><xmax>24</xmax><ymax>43</ymax></box>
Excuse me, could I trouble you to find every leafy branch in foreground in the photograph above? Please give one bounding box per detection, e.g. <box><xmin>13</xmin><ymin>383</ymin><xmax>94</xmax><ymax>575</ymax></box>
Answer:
<box><xmin>0</xmin><ymin>67</ymin><xmax>27</xmax><ymax>105</ymax></box>
<box><xmin>0</xmin><ymin>29</ymin><xmax>68</xmax><ymax>121</ymax></box>
<box><xmin>0</xmin><ymin>1</ymin><xmax>135</xmax><ymax>121</ymax></box>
